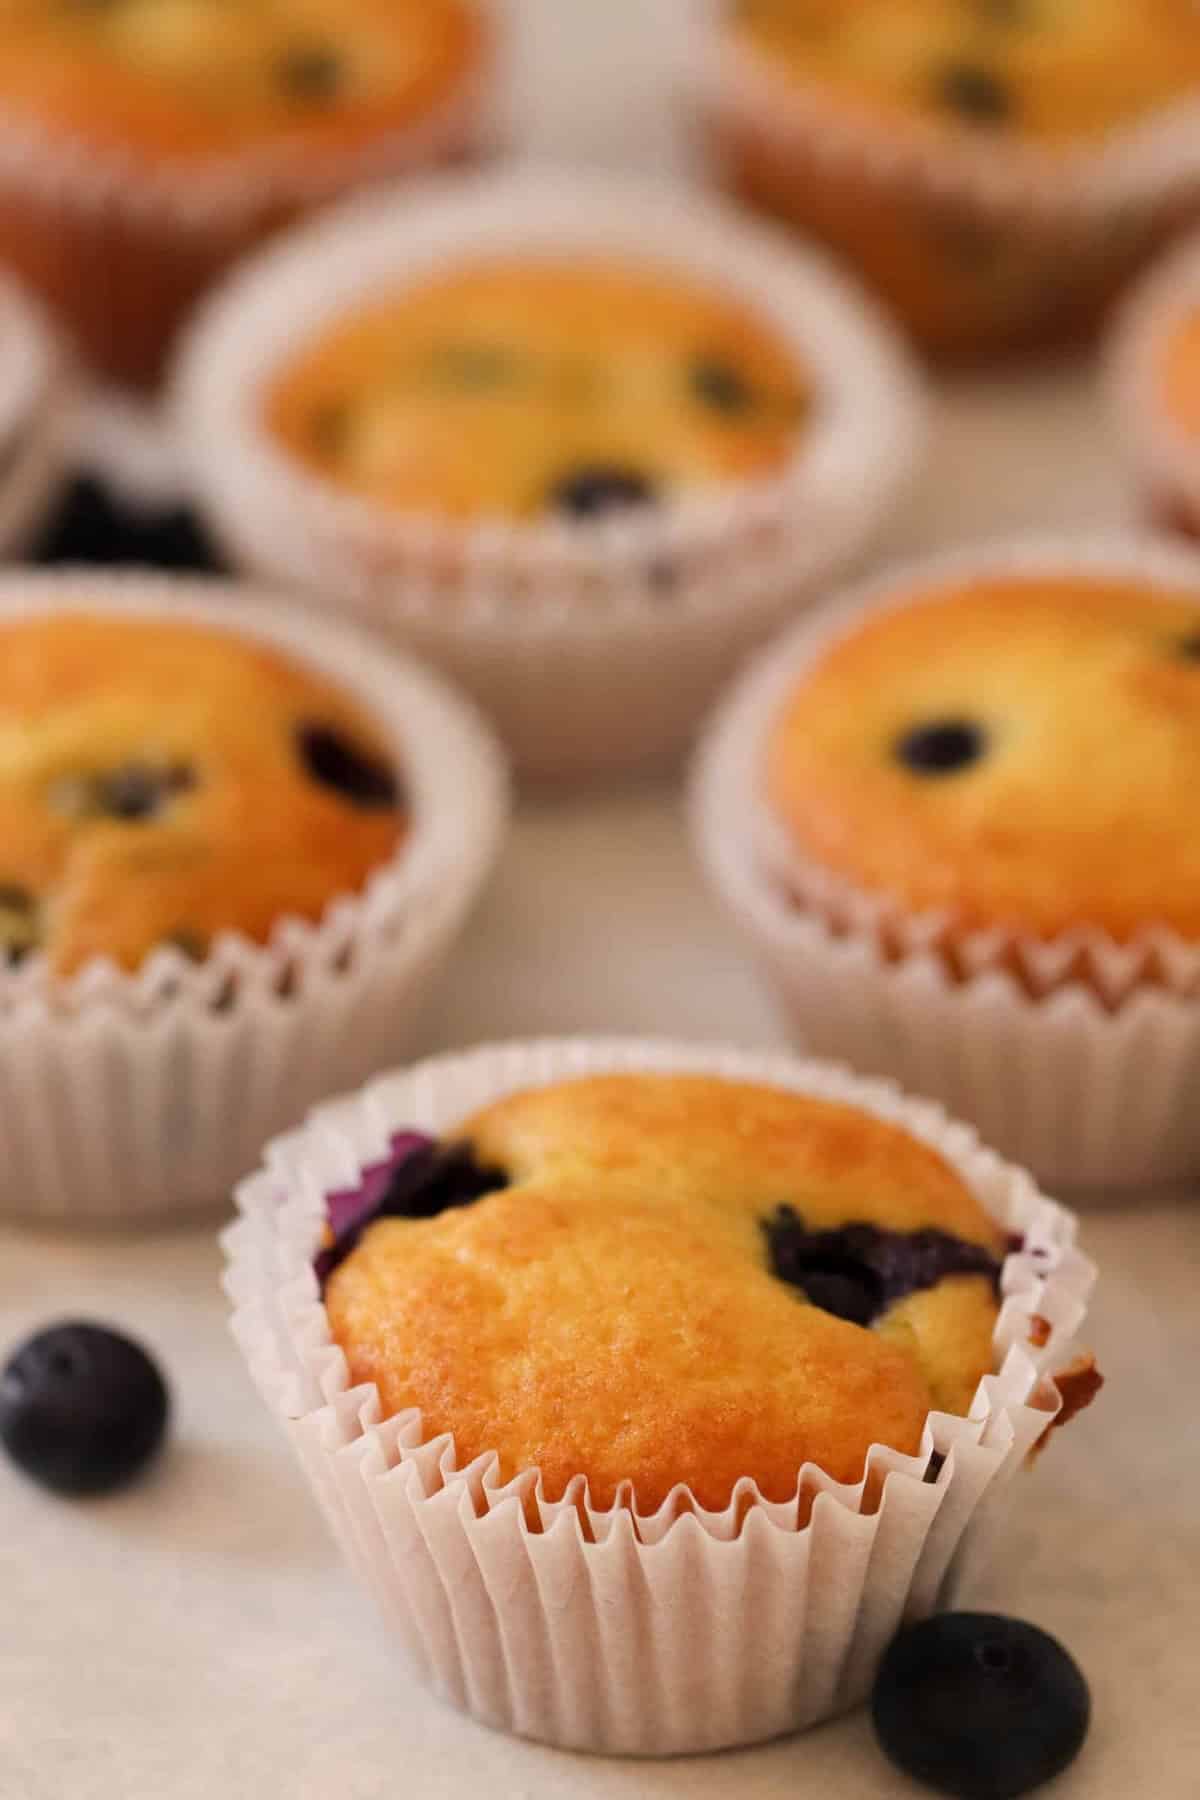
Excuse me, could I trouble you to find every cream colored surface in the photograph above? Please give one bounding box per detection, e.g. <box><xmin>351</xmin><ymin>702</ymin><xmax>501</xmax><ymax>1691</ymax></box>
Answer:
<box><xmin>1</xmin><ymin>3</ymin><xmax>1195</xmax><ymax>1796</ymax></box>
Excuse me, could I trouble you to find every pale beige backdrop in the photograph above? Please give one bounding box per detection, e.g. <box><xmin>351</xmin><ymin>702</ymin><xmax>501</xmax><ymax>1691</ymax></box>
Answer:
<box><xmin>2</xmin><ymin>4</ymin><xmax>1197</xmax><ymax>1797</ymax></box>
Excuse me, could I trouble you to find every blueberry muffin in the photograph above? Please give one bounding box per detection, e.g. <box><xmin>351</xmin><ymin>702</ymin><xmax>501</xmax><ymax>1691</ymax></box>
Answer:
<box><xmin>766</xmin><ymin>570</ymin><xmax>1200</xmax><ymax>944</ymax></box>
<box><xmin>716</xmin><ymin>1</ymin><xmax>1200</xmax><ymax>357</ymax></box>
<box><xmin>0</xmin><ymin>0</ymin><xmax>490</xmax><ymax>383</ymax></box>
<box><xmin>264</xmin><ymin>257</ymin><xmax>810</xmax><ymax>523</ymax></box>
<box><xmin>0</xmin><ymin>612</ymin><xmax>406</xmax><ymax>976</ymax></box>
<box><xmin>322</xmin><ymin>1073</ymin><xmax>1008</xmax><ymax>1512</ymax></box>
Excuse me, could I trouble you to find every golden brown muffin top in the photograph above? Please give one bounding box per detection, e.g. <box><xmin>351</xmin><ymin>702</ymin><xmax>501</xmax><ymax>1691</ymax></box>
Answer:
<box><xmin>0</xmin><ymin>612</ymin><xmax>405</xmax><ymax>976</ymax></box>
<box><xmin>767</xmin><ymin>571</ymin><xmax>1200</xmax><ymax>944</ymax></box>
<box><xmin>733</xmin><ymin>0</ymin><xmax>1200</xmax><ymax>144</ymax></box>
<box><xmin>265</xmin><ymin>257</ymin><xmax>809</xmax><ymax>524</ymax></box>
<box><xmin>0</xmin><ymin>0</ymin><xmax>483</xmax><ymax>164</ymax></box>
<box><xmin>324</xmin><ymin>1074</ymin><xmax>1005</xmax><ymax>1514</ymax></box>
<box><xmin>1161</xmin><ymin>307</ymin><xmax>1200</xmax><ymax>440</ymax></box>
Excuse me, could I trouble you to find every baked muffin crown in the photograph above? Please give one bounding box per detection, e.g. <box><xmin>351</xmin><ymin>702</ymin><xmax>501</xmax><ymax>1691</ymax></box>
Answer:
<box><xmin>733</xmin><ymin>0</ymin><xmax>1200</xmax><ymax>145</ymax></box>
<box><xmin>0</xmin><ymin>0</ymin><xmax>486</xmax><ymax>163</ymax></box>
<box><xmin>324</xmin><ymin>1074</ymin><xmax>1007</xmax><ymax>1513</ymax></box>
<box><xmin>0</xmin><ymin>611</ymin><xmax>406</xmax><ymax>975</ymax></box>
<box><xmin>767</xmin><ymin>570</ymin><xmax>1200</xmax><ymax>944</ymax></box>
<box><xmin>265</xmin><ymin>256</ymin><xmax>810</xmax><ymax>524</ymax></box>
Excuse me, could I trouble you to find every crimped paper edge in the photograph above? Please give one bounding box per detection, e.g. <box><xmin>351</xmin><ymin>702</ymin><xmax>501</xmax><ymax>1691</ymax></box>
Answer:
<box><xmin>692</xmin><ymin>531</ymin><xmax>1200</xmax><ymax>1016</ymax></box>
<box><xmin>223</xmin><ymin>1036</ymin><xmax>1096</xmax><ymax>1551</ymax></box>
<box><xmin>170</xmin><ymin>164</ymin><xmax>927</xmax><ymax>626</ymax></box>
<box><xmin>0</xmin><ymin>568</ymin><xmax>511</xmax><ymax>1025</ymax></box>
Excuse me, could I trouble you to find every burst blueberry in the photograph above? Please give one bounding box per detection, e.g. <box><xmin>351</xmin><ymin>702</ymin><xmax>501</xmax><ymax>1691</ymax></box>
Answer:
<box><xmin>896</xmin><ymin>719</ymin><xmax>987</xmax><ymax>776</ymax></box>
<box><xmin>296</xmin><ymin>723</ymin><xmax>399</xmax><ymax>810</ymax></box>
<box><xmin>763</xmin><ymin>1206</ymin><xmax>1001</xmax><ymax>1325</ymax></box>
<box><xmin>549</xmin><ymin>464</ymin><xmax>658</xmax><ymax>519</ymax></box>
<box><xmin>315</xmin><ymin>1135</ymin><xmax>509</xmax><ymax>1288</ymax></box>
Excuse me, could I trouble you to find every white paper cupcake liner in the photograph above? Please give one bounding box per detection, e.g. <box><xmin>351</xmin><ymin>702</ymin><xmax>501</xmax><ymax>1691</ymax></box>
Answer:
<box><xmin>0</xmin><ymin>7</ymin><xmax>499</xmax><ymax>385</ymax></box>
<box><xmin>692</xmin><ymin>533</ymin><xmax>1200</xmax><ymax>1192</ymax></box>
<box><xmin>1108</xmin><ymin>231</ymin><xmax>1200</xmax><ymax>537</ymax></box>
<box><xmin>0</xmin><ymin>571</ymin><xmax>509</xmax><ymax>1226</ymax></box>
<box><xmin>223</xmin><ymin>1035</ymin><xmax>1095</xmax><ymax>1755</ymax></box>
<box><xmin>171</xmin><ymin>166</ymin><xmax>926</xmax><ymax>780</ymax></box>
<box><xmin>698</xmin><ymin>23</ymin><xmax>1200</xmax><ymax>357</ymax></box>
<box><xmin>0</xmin><ymin>273</ymin><xmax>71</xmax><ymax>555</ymax></box>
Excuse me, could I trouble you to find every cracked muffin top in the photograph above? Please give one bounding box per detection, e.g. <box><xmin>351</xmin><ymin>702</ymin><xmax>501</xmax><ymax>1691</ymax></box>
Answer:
<box><xmin>0</xmin><ymin>0</ymin><xmax>484</xmax><ymax>164</ymax></box>
<box><xmin>322</xmin><ymin>1073</ymin><xmax>1007</xmax><ymax>1513</ymax></box>
<box><xmin>766</xmin><ymin>570</ymin><xmax>1200</xmax><ymax>944</ymax></box>
<box><xmin>0</xmin><ymin>612</ymin><xmax>406</xmax><ymax>976</ymax></box>
<box><xmin>732</xmin><ymin>0</ymin><xmax>1200</xmax><ymax>145</ymax></box>
<box><xmin>264</xmin><ymin>257</ymin><xmax>810</xmax><ymax>525</ymax></box>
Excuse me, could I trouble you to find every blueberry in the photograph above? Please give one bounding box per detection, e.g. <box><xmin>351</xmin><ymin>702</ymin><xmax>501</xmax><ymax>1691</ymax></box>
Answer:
<box><xmin>548</xmin><ymin>465</ymin><xmax>659</xmax><ymax>520</ymax></box>
<box><xmin>935</xmin><ymin>62</ymin><xmax>1013</xmax><ymax>125</ymax></box>
<box><xmin>161</xmin><ymin>928</ymin><xmax>208</xmax><ymax>962</ymax></box>
<box><xmin>95</xmin><ymin>763</ymin><xmax>195</xmax><ymax>822</ymax></box>
<box><xmin>896</xmin><ymin>719</ymin><xmax>988</xmax><ymax>776</ymax></box>
<box><xmin>872</xmin><ymin>1613</ymin><xmax>1090</xmax><ymax>1798</ymax></box>
<box><xmin>763</xmin><ymin>1206</ymin><xmax>1000</xmax><ymax>1326</ymax></box>
<box><xmin>0</xmin><ymin>1323</ymin><xmax>169</xmax><ymax>1497</ymax></box>
<box><xmin>0</xmin><ymin>884</ymin><xmax>38</xmax><ymax>965</ymax></box>
<box><xmin>315</xmin><ymin>1136</ymin><xmax>508</xmax><ymax>1288</ymax></box>
<box><xmin>296</xmin><ymin>724</ymin><xmax>399</xmax><ymax>810</ymax></box>
<box><xmin>690</xmin><ymin>357</ymin><xmax>754</xmax><ymax>415</ymax></box>
<box><xmin>276</xmin><ymin>46</ymin><xmax>343</xmax><ymax>101</ymax></box>
<box><xmin>1174</xmin><ymin>632</ymin><xmax>1200</xmax><ymax>661</ymax></box>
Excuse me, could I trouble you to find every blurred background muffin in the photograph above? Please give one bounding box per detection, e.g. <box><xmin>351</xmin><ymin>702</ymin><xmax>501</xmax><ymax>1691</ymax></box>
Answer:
<box><xmin>705</xmin><ymin>0</ymin><xmax>1200</xmax><ymax>360</ymax></box>
<box><xmin>1108</xmin><ymin>229</ymin><xmax>1200</xmax><ymax>539</ymax></box>
<box><xmin>0</xmin><ymin>0</ymin><xmax>495</xmax><ymax>387</ymax></box>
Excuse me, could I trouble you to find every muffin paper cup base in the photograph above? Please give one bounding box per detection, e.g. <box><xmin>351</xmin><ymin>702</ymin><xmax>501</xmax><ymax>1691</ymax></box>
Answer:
<box><xmin>173</xmin><ymin>168</ymin><xmax>925</xmax><ymax>781</ymax></box>
<box><xmin>692</xmin><ymin>535</ymin><xmax>1200</xmax><ymax>1191</ymax></box>
<box><xmin>0</xmin><ymin>573</ymin><xmax>509</xmax><ymax>1226</ymax></box>
<box><xmin>224</xmin><ymin>1037</ymin><xmax>1094</xmax><ymax>1755</ymax></box>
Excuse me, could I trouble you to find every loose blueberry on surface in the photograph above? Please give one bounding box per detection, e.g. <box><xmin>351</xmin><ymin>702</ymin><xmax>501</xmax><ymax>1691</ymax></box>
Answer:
<box><xmin>935</xmin><ymin>62</ymin><xmax>1013</xmax><ymax>125</ymax></box>
<box><xmin>872</xmin><ymin>1613</ymin><xmax>1091</xmax><ymax>1799</ymax></box>
<box><xmin>296</xmin><ymin>724</ymin><xmax>399</xmax><ymax>810</ymax></box>
<box><xmin>763</xmin><ymin>1206</ymin><xmax>1001</xmax><ymax>1326</ymax></box>
<box><xmin>690</xmin><ymin>357</ymin><xmax>754</xmax><ymax>415</ymax></box>
<box><xmin>315</xmin><ymin>1135</ymin><xmax>509</xmax><ymax>1288</ymax></box>
<box><xmin>548</xmin><ymin>464</ymin><xmax>659</xmax><ymax>520</ymax></box>
<box><xmin>276</xmin><ymin>46</ymin><xmax>343</xmax><ymax>101</ymax></box>
<box><xmin>0</xmin><ymin>1323</ymin><xmax>169</xmax><ymax>1497</ymax></box>
<box><xmin>896</xmin><ymin>719</ymin><xmax>988</xmax><ymax>776</ymax></box>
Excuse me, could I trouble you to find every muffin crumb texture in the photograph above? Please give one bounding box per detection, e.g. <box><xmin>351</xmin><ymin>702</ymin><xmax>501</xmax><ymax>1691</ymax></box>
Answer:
<box><xmin>325</xmin><ymin>1074</ymin><xmax>1007</xmax><ymax>1514</ymax></box>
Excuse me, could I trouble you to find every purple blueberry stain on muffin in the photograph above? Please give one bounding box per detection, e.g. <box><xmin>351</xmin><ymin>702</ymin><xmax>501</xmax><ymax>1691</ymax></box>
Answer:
<box><xmin>315</xmin><ymin>1132</ymin><xmax>509</xmax><ymax>1289</ymax></box>
<box><xmin>763</xmin><ymin>1205</ymin><xmax>1002</xmax><ymax>1327</ymax></box>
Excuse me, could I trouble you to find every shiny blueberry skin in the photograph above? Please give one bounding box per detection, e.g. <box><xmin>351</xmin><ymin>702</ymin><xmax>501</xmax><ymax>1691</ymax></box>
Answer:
<box><xmin>296</xmin><ymin>724</ymin><xmax>400</xmax><ymax>810</ymax></box>
<box><xmin>549</xmin><ymin>465</ymin><xmax>659</xmax><ymax>520</ymax></box>
<box><xmin>896</xmin><ymin>719</ymin><xmax>988</xmax><ymax>776</ymax></box>
<box><xmin>872</xmin><ymin>1614</ymin><xmax>1091</xmax><ymax>1799</ymax></box>
<box><xmin>0</xmin><ymin>1323</ymin><xmax>169</xmax><ymax>1497</ymax></box>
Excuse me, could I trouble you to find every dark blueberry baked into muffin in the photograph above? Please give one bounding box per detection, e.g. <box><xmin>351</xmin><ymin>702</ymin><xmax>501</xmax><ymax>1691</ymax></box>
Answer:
<box><xmin>0</xmin><ymin>612</ymin><xmax>406</xmax><ymax>976</ymax></box>
<box><xmin>321</xmin><ymin>1073</ymin><xmax>1008</xmax><ymax>1512</ymax></box>
<box><xmin>265</xmin><ymin>258</ymin><xmax>810</xmax><ymax>522</ymax></box>
<box><xmin>766</xmin><ymin>570</ymin><xmax>1200</xmax><ymax>944</ymax></box>
<box><xmin>734</xmin><ymin>0</ymin><xmax>1200</xmax><ymax>143</ymax></box>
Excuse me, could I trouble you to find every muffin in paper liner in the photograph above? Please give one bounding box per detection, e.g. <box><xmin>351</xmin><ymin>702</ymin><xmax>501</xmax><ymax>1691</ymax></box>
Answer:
<box><xmin>0</xmin><ymin>272</ymin><xmax>70</xmax><ymax>556</ymax></box>
<box><xmin>222</xmin><ymin>1035</ymin><xmax>1095</xmax><ymax>1756</ymax></box>
<box><xmin>698</xmin><ymin>12</ymin><xmax>1200</xmax><ymax>363</ymax></box>
<box><xmin>692</xmin><ymin>533</ymin><xmax>1200</xmax><ymax>1193</ymax></box>
<box><xmin>0</xmin><ymin>3</ymin><xmax>498</xmax><ymax>389</ymax></box>
<box><xmin>0</xmin><ymin>570</ymin><xmax>509</xmax><ymax>1226</ymax></box>
<box><xmin>1108</xmin><ymin>231</ymin><xmax>1200</xmax><ymax>539</ymax></box>
<box><xmin>171</xmin><ymin>167</ymin><xmax>926</xmax><ymax>781</ymax></box>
